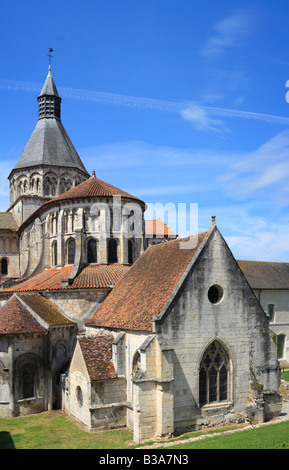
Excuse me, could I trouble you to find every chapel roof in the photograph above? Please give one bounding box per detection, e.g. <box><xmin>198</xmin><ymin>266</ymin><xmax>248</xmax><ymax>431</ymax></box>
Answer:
<box><xmin>0</xmin><ymin>212</ymin><xmax>19</xmax><ymax>231</ymax></box>
<box><xmin>78</xmin><ymin>334</ymin><xmax>117</xmax><ymax>381</ymax></box>
<box><xmin>0</xmin><ymin>293</ymin><xmax>74</xmax><ymax>334</ymax></box>
<box><xmin>0</xmin><ymin>264</ymin><xmax>131</xmax><ymax>293</ymax></box>
<box><xmin>16</xmin><ymin>293</ymin><xmax>75</xmax><ymax>326</ymax></box>
<box><xmin>0</xmin><ymin>295</ymin><xmax>46</xmax><ymax>334</ymax></box>
<box><xmin>237</xmin><ymin>260</ymin><xmax>289</xmax><ymax>290</ymax></box>
<box><xmin>86</xmin><ymin>230</ymin><xmax>210</xmax><ymax>332</ymax></box>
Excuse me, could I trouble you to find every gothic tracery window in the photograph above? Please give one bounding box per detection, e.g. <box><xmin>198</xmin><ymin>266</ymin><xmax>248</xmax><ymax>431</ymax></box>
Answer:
<box><xmin>199</xmin><ymin>341</ymin><xmax>230</xmax><ymax>406</ymax></box>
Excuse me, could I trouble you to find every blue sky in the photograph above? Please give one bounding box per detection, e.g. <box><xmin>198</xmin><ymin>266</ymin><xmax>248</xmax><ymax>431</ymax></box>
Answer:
<box><xmin>1</xmin><ymin>0</ymin><xmax>289</xmax><ymax>261</ymax></box>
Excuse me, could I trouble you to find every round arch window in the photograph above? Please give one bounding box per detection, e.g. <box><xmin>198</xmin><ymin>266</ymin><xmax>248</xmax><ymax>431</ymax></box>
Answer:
<box><xmin>208</xmin><ymin>285</ymin><xmax>223</xmax><ymax>304</ymax></box>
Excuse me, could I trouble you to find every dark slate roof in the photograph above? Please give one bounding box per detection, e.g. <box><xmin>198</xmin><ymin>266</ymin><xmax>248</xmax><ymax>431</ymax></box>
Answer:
<box><xmin>78</xmin><ymin>335</ymin><xmax>118</xmax><ymax>381</ymax></box>
<box><xmin>12</xmin><ymin>118</ymin><xmax>88</xmax><ymax>174</ymax></box>
<box><xmin>87</xmin><ymin>230</ymin><xmax>209</xmax><ymax>332</ymax></box>
<box><xmin>0</xmin><ymin>212</ymin><xmax>19</xmax><ymax>231</ymax></box>
<box><xmin>39</xmin><ymin>67</ymin><xmax>60</xmax><ymax>97</ymax></box>
<box><xmin>237</xmin><ymin>260</ymin><xmax>289</xmax><ymax>289</ymax></box>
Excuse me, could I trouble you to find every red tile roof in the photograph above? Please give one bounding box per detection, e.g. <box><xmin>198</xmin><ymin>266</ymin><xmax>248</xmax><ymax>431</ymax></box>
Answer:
<box><xmin>78</xmin><ymin>334</ymin><xmax>117</xmax><ymax>381</ymax></box>
<box><xmin>145</xmin><ymin>219</ymin><xmax>177</xmax><ymax>237</ymax></box>
<box><xmin>87</xmin><ymin>231</ymin><xmax>209</xmax><ymax>332</ymax></box>
<box><xmin>17</xmin><ymin>293</ymin><xmax>75</xmax><ymax>326</ymax></box>
<box><xmin>1</xmin><ymin>264</ymin><xmax>131</xmax><ymax>293</ymax></box>
<box><xmin>0</xmin><ymin>296</ymin><xmax>46</xmax><ymax>334</ymax></box>
<box><xmin>0</xmin><ymin>212</ymin><xmax>19</xmax><ymax>231</ymax></box>
<box><xmin>45</xmin><ymin>174</ymin><xmax>145</xmax><ymax>206</ymax></box>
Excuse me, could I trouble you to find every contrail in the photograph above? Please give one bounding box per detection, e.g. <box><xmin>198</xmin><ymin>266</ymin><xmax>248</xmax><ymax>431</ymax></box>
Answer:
<box><xmin>1</xmin><ymin>77</ymin><xmax>289</xmax><ymax>125</ymax></box>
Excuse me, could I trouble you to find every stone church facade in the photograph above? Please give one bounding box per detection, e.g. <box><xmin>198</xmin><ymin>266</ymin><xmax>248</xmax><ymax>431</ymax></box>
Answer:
<box><xmin>0</xmin><ymin>66</ymin><xmax>285</xmax><ymax>443</ymax></box>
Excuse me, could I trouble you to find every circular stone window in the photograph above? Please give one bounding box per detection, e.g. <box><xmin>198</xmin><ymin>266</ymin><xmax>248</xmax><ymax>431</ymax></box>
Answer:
<box><xmin>208</xmin><ymin>285</ymin><xmax>223</xmax><ymax>304</ymax></box>
<box><xmin>76</xmin><ymin>386</ymin><xmax>83</xmax><ymax>407</ymax></box>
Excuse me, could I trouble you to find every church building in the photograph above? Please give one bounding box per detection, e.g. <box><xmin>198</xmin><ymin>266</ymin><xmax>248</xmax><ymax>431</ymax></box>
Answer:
<box><xmin>0</xmin><ymin>65</ymin><xmax>283</xmax><ymax>443</ymax></box>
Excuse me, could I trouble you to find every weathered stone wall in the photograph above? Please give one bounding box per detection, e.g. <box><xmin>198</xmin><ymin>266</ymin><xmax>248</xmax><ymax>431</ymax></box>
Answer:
<box><xmin>0</xmin><ymin>326</ymin><xmax>75</xmax><ymax>418</ymax></box>
<box><xmin>153</xmin><ymin>229</ymin><xmax>280</xmax><ymax>434</ymax></box>
<box><xmin>255</xmin><ymin>289</ymin><xmax>289</xmax><ymax>365</ymax></box>
<box><xmin>44</xmin><ymin>290</ymin><xmax>108</xmax><ymax>325</ymax></box>
<box><xmin>18</xmin><ymin>196</ymin><xmax>145</xmax><ymax>279</ymax></box>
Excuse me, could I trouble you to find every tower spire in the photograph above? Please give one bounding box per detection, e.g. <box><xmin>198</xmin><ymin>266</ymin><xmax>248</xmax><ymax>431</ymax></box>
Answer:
<box><xmin>38</xmin><ymin>52</ymin><xmax>61</xmax><ymax>120</ymax></box>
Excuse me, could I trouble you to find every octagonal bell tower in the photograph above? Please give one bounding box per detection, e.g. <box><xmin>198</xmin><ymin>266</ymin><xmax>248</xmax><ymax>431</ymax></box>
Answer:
<box><xmin>8</xmin><ymin>65</ymin><xmax>90</xmax><ymax>225</ymax></box>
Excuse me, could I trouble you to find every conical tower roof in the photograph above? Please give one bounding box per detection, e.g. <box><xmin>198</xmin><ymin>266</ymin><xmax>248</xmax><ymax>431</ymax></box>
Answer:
<box><xmin>9</xmin><ymin>67</ymin><xmax>89</xmax><ymax>177</ymax></box>
<box><xmin>39</xmin><ymin>65</ymin><xmax>60</xmax><ymax>97</ymax></box>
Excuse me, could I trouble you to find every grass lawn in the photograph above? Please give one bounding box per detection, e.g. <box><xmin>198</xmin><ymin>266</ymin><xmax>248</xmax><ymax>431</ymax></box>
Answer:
<box><xmin>1</xmin><ymin>410</ymin><xmax>289</xmax><ymax>449</ymax></box>
<box><xmin>0</xmin><ymin>411</ymin><xmax>133</xmax><ymax>449</ymax></box>
<box><xmin>281</xmin><ymin>369</ymin><xmax>289</xmax><ymax>382</ymax></box>
<box><xmin>168</xmin><ymin>421</ymin><xmax>289</xmax><ymax>449</ymax></box>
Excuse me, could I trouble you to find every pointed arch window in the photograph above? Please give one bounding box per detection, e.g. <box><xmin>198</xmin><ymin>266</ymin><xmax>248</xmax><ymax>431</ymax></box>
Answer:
<box><xmin>67</xmin><ymin>239</ymin><xmax>75</xmax><ymax>264</ymax></box>
<box><xmin>199</xmin><ymin>341</ymin><xmax>230</xmax><ymax>406</ymax></box>
<box><xmin>108</xmin><ymin>239</ymin><xmax>118</xmax><ymax>264</ymax></box>
<box><xmin>87</xmin><ymin>239</ymin><xmax>97</xmax><ymax>263</ymax></box>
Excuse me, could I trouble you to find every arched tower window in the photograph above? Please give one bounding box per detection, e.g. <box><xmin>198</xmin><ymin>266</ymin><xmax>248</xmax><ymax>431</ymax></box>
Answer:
<box><xmin>52</xmin><ymin>241</ymin><xmax>57</xmax><ymax>266</ymax></box>
<box><xmin>1</xmin><ymin>258</ymin><xmax>8</xmax><ymax>275</ymax></box>
<box><xmin>108</xmin><ymin>239</ymin><xmax>118</xmax><ymax>264</ymax></box>
<box><xmin>199</xmin><ymin>341</ymin><xmax>230</xmax><ymax>406</ymax></box>
<box><xmin>128</xmin><ymin>239</ymin><xmax>133</xmax><ymax>265</ymax></box>
<box><xmin>87</xmin><ymin>239</ymin><xmax>97</xmax><ymax>263</ymax></box>
<box><xmin>67</xmin><ymin>239</ymin><xmax>75</xmax><ymax>264</ymax></box>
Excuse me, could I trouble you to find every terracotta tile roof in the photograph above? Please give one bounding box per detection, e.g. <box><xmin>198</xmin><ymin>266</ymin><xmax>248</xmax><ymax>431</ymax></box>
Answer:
<box><xmin>44</xmin><ymin>173</ymin><xmax>145</xmax><ymax>206</ymax></box>
<box><xmin>78</xmin><ymin>334</ymin><xmax>117</xmax><ymax>381</ymax></box>
<box><xmin>87</xmin><ymin>231</ymin><xmax>209</xmax><ymax>332</ymax></box>
<box><xmin>1</xmin><ymin>264</ymin><xmax>131</xmax><ymax>293</ymax></box>
<box><xmin>0</xmin><ymin>212</ymin><xmax>19</xmax><ymax>231</ymax></box>
<box><xmin>145</xmin><ymin>219</ymin><xmax>177</xmax><ymax>237</ymax></box>
<box><xmin>237</xmin><ymin>260</ymin><xmax>289</xmax><ymax>290</ymax></box>
<box><xmin>17</xmin><ymin>293</ymin><xmax>75</xmax><ymax>326</ymax></box>
<box><xmin>0</xmin><ymin>296</ymin><xmax>46</xmax><ymax>334</ymax></box>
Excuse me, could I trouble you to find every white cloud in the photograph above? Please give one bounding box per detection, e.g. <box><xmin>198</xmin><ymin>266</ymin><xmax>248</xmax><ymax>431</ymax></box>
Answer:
<box><xmin>226</xmin><ymin>228</ymin><xmax>289</xmax><ymax>262</ymax></box>
<box><xmin>180</xmin><ymin>104</ymin><xmax>226</xmax><ymax>133</ymax></box>
<box><xmin>221</xmin><ymin>130</ymin><xmax>289</xmax><ymax>205</ymax></box>
<box><xmin>202</xmin><ymin>13</ymin><xmax>253</xmax><ymax>58</ymax></box>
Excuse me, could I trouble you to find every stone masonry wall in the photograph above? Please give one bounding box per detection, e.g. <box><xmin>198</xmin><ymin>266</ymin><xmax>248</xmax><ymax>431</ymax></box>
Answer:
<box><xmin>154</xmin><ymin>228</ymin><xmax>280</xmax><ymax>433</ymax></box>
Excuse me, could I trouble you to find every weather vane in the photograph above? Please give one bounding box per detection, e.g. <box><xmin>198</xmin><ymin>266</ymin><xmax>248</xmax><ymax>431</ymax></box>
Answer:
<box><xmin>47</xmin><ymin>48</ymin><xmax>54</xmax><ymax>68</ymax></box>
